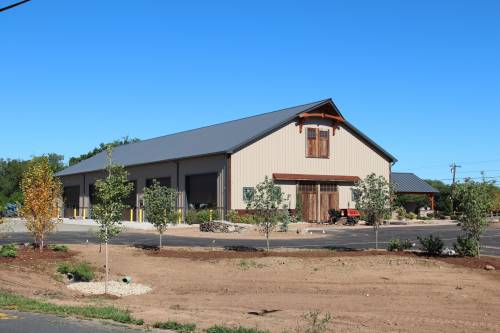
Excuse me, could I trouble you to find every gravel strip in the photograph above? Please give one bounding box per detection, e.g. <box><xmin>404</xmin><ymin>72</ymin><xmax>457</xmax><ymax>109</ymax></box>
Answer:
<box><xmin>67</xmin><ymin>281</ymin><xmax>152</xmax><ymax>297</ymax></box>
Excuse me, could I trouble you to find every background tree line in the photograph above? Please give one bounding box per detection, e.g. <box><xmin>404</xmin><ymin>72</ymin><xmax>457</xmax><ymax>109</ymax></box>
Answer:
<box><xmin>395</xmin><ymin>179</ymin><xmax>500</xmax><ymax>215</ymax></box>
<box><xmin>0</xmin><ymin>137</ymin><xmax>139</xmax><ymax>210</ymax></box>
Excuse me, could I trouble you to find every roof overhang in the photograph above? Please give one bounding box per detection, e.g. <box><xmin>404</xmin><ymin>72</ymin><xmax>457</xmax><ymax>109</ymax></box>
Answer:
<box><xmin>273</xmin><ymin>173</ymin><xmax>360</xmax><ymax>182</ymax></box>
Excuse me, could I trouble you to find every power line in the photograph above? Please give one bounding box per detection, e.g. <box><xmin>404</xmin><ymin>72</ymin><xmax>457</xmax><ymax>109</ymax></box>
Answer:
<box><xmin>437</xmin><ymin>175</ymin><xmax>500</xmax><ymax>181</ymax></box>
<box><xmin>409</xmin><ymin>159</ymin><xmax>500</xmax><ymax>171</ymax></box>
<box><xmin>0</xmin><ymin>0</ymin><xmax>31</xmax><ymax>13</ymax></box>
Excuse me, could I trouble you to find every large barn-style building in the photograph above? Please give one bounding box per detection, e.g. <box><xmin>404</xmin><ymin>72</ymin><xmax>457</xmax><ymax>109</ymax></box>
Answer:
<box><xmin>56</xmin><ymin>99</ymin><xmax>397</xmax><ymax>223</ymax></box>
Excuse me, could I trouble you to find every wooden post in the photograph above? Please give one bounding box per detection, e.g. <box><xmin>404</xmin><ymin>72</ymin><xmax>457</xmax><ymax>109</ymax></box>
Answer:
<box><xmin>316</xmin><ymin>183</ymin><xmax>321</xmax><ymax>223</ymax></box>
<box><xmin>429</xmin><ymin>193</ymin><xmax>435</xmax><ymax>211</ymax></box>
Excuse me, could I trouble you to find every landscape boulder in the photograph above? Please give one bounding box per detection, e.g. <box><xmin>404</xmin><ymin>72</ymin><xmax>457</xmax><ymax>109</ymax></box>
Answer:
<box><xmin>199</xmin><ymin>220</ymin><xmax>247</xmax><ymax>233</ymax></box>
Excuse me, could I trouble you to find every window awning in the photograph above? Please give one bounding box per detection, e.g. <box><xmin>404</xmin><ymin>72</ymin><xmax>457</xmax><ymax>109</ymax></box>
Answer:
<box><xmin>272</xmin><ymin>173</ymin><xmax>360</xmax><ymax>182</ymax></box>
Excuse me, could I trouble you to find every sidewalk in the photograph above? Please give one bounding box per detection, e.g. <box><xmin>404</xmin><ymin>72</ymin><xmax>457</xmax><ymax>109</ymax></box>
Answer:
<box><xmin>58</xmin><ymin>218</ymin><xmax>198</xmax><ymax>231</ymax></box>
<box><xmin>297</xmin><ymin>219</ymin><xmax>458</xmax><ymax>231</ymax></box>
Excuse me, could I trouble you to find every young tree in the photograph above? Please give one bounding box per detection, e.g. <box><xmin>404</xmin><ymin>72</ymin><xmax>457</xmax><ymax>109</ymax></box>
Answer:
<box><xmin>352</xmin><ymin>173</ymin><xmax>394</xmax><ymax>249</ymax></box>
<box><xmin>20</xmin><ymin>156</ymin><xmax>62</xmax><ymax>252</ymax></box>
<box><xmin>246</xmin><ymin>176</ymin><xmax>289</xmax><ymax>251</ymax></box>
<box><xmin>452</xmin><ymin>179</ymin><xmax>494</xmax><ymax>257</ymax></box>
<box><xmin>92</xmin><ymin>148</ymin><xmax>134</xmax><ymax>293</ymax></box>
<box><xmin>143</xmin><ymin>180</ymin><xmax>178</xmax><ymax>249</ymax></box>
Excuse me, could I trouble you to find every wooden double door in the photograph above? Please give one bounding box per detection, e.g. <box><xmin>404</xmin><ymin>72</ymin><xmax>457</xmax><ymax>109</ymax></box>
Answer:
<box><xmin>299</xmin><ymin>182</ymin><xmax>339</xmax><ymax>222</ymax></box>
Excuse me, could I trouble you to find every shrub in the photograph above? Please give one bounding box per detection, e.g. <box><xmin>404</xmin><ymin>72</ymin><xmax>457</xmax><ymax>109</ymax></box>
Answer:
<box><xmin>404</xmin><ymin>212</ymin><xmax>417</xmax><ymax>220</ymax></box>
<box><xmin>153</xmin><ymin>321</ymin><xmax>196</xmax><ymax>333</ymax></box>
<box><xmin>196</xmin><ymin>210</ymin><xmax>211</xmax><ymax>223</ymax></box>
<box><xmin>50</xmin><ymin>244</ymin><xmax>68</xmax><ymax>252</ymax></box>
<box><xmin>239</xmin><ymin>214</ymin><xmax>258</xmax><ymax>225</ymax></box>
<box><xmin>206</xmin><ymin>326</ymin><xmax>269</xmax><ymax>333</ymax></box>
<box><xmin>300</xmin><ymin>310</ymin><xmax>332</xmax><ymax>333</ymax></box>
<box><xmin>387</xmin><ymin>238</ymin><xmax>412</xmax><ymax>251</ymax></box>
<box><xmin>72</xmin><ymin>262</ymin><xmax>94</xmax><ymax>282</ymax></box>
<box><xmin>185</xmin><ymin>209</ymin><xmax>220</xmax><ymax>224</ymax></box>
<box><xmin>227</xmin><ymin>210</ymin><xmax>240</xmax><ymax>223</ymax></box>
<box><xmin>454</xmin><ymin>235</ymin><xmax>479</xmax><ymax>257</ymax></box>
<box><xmin>185</xmin><ymin>210</ymin><xmax>198</xmax><ymax>225</ymax></box>
<box><xmin>395</xmin><ymin>206</ymin><xmax>406</xmax><ymax>220</ymax></box>
<box><xmin>387</xmin><ymin>238</ymin><xmax>401</xmax><ymax>252</ymax></box>
<box><xmin>57</xmin><ymin>262</ymin><xmax>72</xmax><ymax>274</ymax></box>
<box><xmin>57</xmin><ymin>262</ymin><xmax>94</xmax><ymax>282</ymax></box>
<box><xmin>280</xmin><ymin>209</ymin><xmax>291</xmax><ymax>232</ymax></box>
<box><xmin>0</xmin><ymin>244</ymin><xmax>17</xmax><ymax>257</ymax></box>
<box><xmin>418</xmin><ymin>235</ymin><xmax>444</xmax><ymax>256</ymax></box>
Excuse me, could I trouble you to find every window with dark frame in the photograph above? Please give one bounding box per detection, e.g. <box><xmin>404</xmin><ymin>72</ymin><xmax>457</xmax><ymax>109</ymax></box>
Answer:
<box><xmin>306</xmin><ymin>128</ymin><xmax>330</xmax><ymax>158</ymax></box>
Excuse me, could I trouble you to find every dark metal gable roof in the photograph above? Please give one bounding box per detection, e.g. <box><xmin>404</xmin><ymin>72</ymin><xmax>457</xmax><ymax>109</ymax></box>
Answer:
<box><xmin>56</xmin><ymin>99</ymin><xmax>396</xmax><ymax>177</ymax></box>
<box><xmin>391</xmin><ymin>172</ymin><xmax>439</xmax><ymax>194</ymax></box>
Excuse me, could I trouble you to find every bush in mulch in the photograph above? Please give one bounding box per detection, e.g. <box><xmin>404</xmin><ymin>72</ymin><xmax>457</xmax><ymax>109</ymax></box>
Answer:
<box><xmin>0</xmin><ymin>244</ymin><xmax>17</xmax><ymax>258</ymax></box>
<box><xmin>50</xmin><ymin>244</ymin><xmax>68</xmax><ymax>252</ymax></box>
<box><xmin>417</xmin><ymin>235</ymin><xmax>444</xmax><ymax>256</ymax></box>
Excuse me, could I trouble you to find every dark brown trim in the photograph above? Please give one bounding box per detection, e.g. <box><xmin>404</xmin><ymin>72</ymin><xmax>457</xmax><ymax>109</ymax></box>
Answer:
<box><xmin>273</xmin><ymin>173</ymin><xmax>360</xmax><ymax>182</ymax></box>
<box><xmin>227</xmin><ymin>154</ymin><xmax>231</xmax><ymax>210</ymax></box>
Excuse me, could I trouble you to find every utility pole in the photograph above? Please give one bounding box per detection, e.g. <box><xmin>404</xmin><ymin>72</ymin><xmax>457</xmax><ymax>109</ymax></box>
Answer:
<box><xmin>450</xmin><ymin>162</ymin><xmax>461</xmax><ymax>184</ymax></box>
<box><xmin>450</xmin><ymin>162</ymin><xmax>461</xmax><ymax>214</ymax></box>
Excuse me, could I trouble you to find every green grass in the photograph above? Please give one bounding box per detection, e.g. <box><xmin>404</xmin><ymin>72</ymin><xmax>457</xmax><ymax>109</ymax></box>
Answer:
<box><xmin>206</xmin><ymin>325</ymin><xmax>269</xmax><ymax>333</ymax></box>
<box><xmin>0</xmin><ymin>291</ymin><xmax>143</xmax><ymax>325</ymax></box>
<box><xmin>56</xmin><ymin>262</ymin><xmax>94</xmax><ymax>282</ymax></box>
<box><xmin>153</xmin><ymin>320</ymin><xmax>196</xmax><ymax>333</ymax></box>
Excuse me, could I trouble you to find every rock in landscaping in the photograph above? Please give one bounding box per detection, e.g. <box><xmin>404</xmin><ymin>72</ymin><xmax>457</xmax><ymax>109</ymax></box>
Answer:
<box><xmin>67</xmin><ymin>281</ymin><xmax>152</xmax><ymax>297</ymax></box>
<box><xmin>484</xmin><ymin>265</ymin><xmax>496</xmax><ymax>271</ymax></box>
<box><xmin>199</xmin><ymin>220</ymin><xmax>247</xmax><ymax>233</ymax></box>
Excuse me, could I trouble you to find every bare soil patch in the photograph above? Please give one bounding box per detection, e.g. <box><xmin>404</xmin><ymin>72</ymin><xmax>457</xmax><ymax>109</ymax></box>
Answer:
<box><xmin>0</xmin><ymin>247</ymin><xmax>75</xmax><ymax>264</ymax></box>
<box><xmin>1</xmin><ymin>245</ymin><xmax>499</xmax><ymax>333</ymax></box>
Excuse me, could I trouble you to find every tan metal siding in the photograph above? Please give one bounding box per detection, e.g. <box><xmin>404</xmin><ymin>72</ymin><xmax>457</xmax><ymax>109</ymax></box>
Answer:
<box><xmin>231</xmin><ymin>119</ymin><xmax>390</xmax><ymax>209</ymax></box>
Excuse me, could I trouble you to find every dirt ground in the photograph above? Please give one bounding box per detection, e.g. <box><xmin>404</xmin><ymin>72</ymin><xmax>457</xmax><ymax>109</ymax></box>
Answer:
<box><xmin>1</xmin><ymin>245</ymin><xmax>500</xmax><ymax>333</ymax></box>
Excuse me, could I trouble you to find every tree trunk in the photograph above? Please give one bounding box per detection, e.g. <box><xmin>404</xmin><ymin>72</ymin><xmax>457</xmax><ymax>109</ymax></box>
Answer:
<box><xmin>159</xmin><ymin>231</ymin><xmax>162</xmax><ymax>250</ymax></box>
<box><xmin>375</xmin><ymin>228</ymin><xmax>378</xmax><ymax>250</ymax></box>
<box><xmin>266</xmin><ymin>232</ymin><xmax>270</xmax><ymax>251</ymax></box>
<box><xmin>40</xmin><ymin>235</ymin><xmax>44</xmax><ymax>253</ymax></box>
<box><xmin>105</xmin><ymin>227</ymin><xmax>109</xmax><ymax>295</ymax></box>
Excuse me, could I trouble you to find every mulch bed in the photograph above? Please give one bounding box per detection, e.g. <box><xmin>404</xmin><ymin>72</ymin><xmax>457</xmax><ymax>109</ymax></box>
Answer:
<box><xmin>143</xmin><ymin>246</ymin><xmax>500</xmax><ymax>272</ymax></box>
<box><xmin>0</xmin><ymin>247</ymin><xmax>76</xmax><ymax>264</ymax></box>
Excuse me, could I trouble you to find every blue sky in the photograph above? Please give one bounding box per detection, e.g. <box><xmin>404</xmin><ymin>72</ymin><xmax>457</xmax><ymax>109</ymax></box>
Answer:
<box><xmin>1</xmin><ymin>0</ymin><xmax>499</xmax><ymax>183</ymax></box>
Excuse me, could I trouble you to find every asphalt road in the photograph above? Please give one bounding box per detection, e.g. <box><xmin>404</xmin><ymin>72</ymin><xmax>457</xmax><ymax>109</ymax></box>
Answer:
<box><xmin>0</xmin><ymin>311</ymin><xmax>148</xmax><ymax>333</ymax></box>
<box><xmin>2</xmin><ymin>223</ymin><xmax>500</xmax><ymax>256</ymax></box>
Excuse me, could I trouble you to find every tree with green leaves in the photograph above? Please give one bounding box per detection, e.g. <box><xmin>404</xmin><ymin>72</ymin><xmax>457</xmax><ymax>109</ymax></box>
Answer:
<box><xmin>452</xmin><ymin>179</ymin><xmax>494</xmax><ymax>257</ymax></box>
<box><xmin>69</xmin><ymin>136</ymin><xmax>140</xmax><ymax>166</ymax></box>
<box><xmin>246</xmin><ymin>176</ymin><xmax>289</xmax><ymax>251</ymax></box>
<box><xmin>352</xmin><ymin>173</ymin><xmax>394</xmax><ymax>249</ymax></box>
<box><xmin>92</xmin><ymin>147</ymin><xmax>134</xmax><ymax>293</ymax></box>
<box><xmin>143</xmin><ymin>180</ymin><xmax>178</xmax><ymax>249</ymax></box>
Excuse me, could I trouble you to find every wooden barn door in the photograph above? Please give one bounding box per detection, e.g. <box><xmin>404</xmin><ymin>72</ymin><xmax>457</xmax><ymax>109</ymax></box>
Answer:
<box><xmin>298</xmin><ymin>182</ymin><xmax>317</xmax><ymax>222</ymax></box>
<box><xmin>320</xmin><ymin>183</ymin><xmax>339</xmax><ymax>222</ymax></box>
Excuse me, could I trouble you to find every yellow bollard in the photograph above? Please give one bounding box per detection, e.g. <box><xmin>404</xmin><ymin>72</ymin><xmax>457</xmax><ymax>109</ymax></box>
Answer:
<box><xmin>73</xmin><ymin>208</ymin><xmax>77</xmax><ymax>219</ymax></box>
<box><xmin>139</xmin><ymin>209</ymin><xmax>143</xmax><ymax>223</ymax></box>
<box><xmin>57</xmin><ymin>207</ymin><xmax>60</xmax><ymax>218</ymax></box>
<box><xmin>209</xmin><ymin>209</ymin><xmax>213</xmax><ymax>221</ymax></box>
<box><xmin>130</xmin><ymin>209</ymin><xmax>134</xmax><ymax>222</ymax></box>
<box><xmin>178</xmin><ymin>209</ymin><xmax>182</xmax><ymax>224</ymax></box>
<box><xmin>82</xmin><ymin>208</ymin><xmax>86</xmax><ymax>220</ymax></box>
